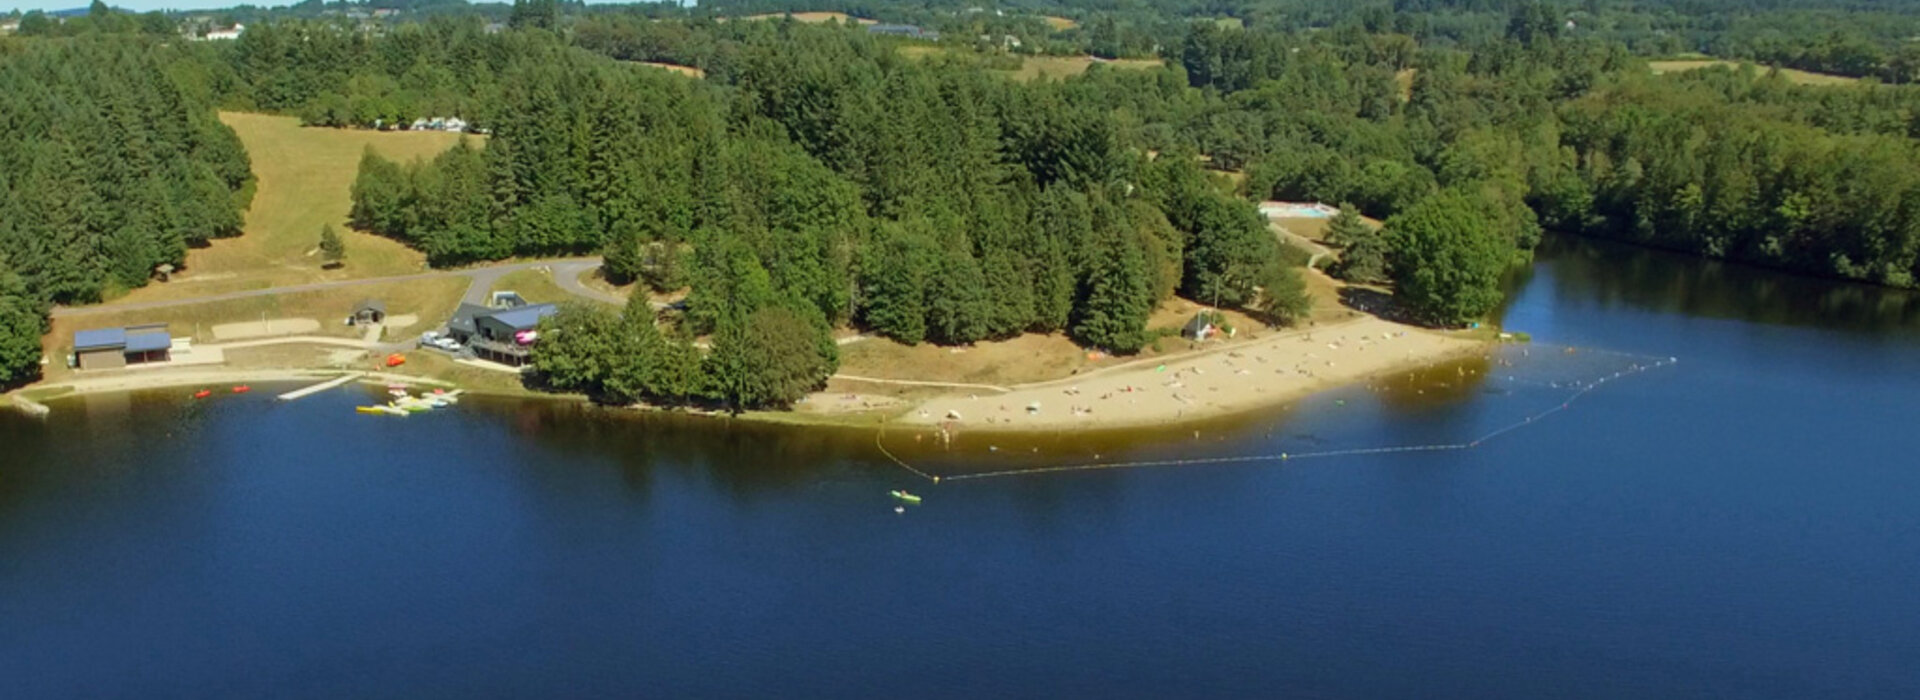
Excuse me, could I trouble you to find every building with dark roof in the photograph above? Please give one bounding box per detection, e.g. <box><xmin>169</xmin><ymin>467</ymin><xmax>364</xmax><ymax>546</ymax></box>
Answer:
<box><xmin>446</xmin><ymin>303</ymin><xmax>558</xmax><ymax>366</ymax></box>
<box><xmin>352</xmin><ymin>299</ymin><xmax>387</xmax><ymax>325</ymax></box>
<box><xmin>73</xmin><ymin>324</ymin><xmax>172</xmax><ymax>370</ymax></box>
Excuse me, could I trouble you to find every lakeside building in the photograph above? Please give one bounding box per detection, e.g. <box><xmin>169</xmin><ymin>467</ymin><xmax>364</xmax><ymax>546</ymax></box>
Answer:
<box><xmin>73</xmin><ymin>324</ymin><xmax>173</xmax><ymax>370</ymax></box>
<box><xmin>447</xmin><ymin>303</ymin><xmax>557</xmax><ymax>367</ymax></box>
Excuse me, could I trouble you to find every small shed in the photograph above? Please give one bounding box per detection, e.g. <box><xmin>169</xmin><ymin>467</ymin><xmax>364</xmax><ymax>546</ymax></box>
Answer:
<box><xmin>73</xmin><ymin>324</ymin><xmax>172</xmax><ymax>370</ymax></box>
<box><xmin>1182</xmin><ymin>311</ymin><xmax>1220</xmax><ymax>341</ymax></box>
<box><xmin>351</xmin><ymin>299</ymin><xmax>386</xmax><ymax>325</ymax></box>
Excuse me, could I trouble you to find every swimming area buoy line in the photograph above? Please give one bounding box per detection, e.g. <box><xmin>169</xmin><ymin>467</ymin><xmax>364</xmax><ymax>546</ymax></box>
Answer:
<box><xmin>876</xmin><ymin>344</ymin><xmax>1678</xmax><ymax>484</ymax></box>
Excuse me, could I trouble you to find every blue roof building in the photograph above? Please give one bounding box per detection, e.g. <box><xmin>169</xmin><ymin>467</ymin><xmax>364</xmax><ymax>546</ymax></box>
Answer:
<box><xmin>73</xmin><ymin>323</ymin><xmax>172</xmax><ymax>370</ymax></box>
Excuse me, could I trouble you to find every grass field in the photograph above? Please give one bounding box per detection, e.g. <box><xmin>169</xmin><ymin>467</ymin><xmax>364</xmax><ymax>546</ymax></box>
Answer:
<box><xmin>42</xmin><ymin>276</ymin><xmax>468</xmax><ymax>380</ymax></box>
<box><xmin>1648</xmin><ymin>59</ymin><xmax>1858</xmax><ymax>86</ymax></box>
<box><xmin>101</xmin><ymin>113</ymin><xmax>474</xmax><ymax>304</ymax></box>
<box><xmin>738</xmin><ymin>11</ymin><xmax>875</xmax><ymax>25</ymax></box>
<box><xmin>1042</xmin><ymin>15</ymin><xmax>1078</xmax><ymax>30</ymax></box>
<box><xmin>1005</xmin><ymin>55</ymin><xmax>1164</xmax><ymax>81</ymax></box>
<box><xmin>488</xmin><ymin>269</ymin><xmax>575</xmax><ymax>306</ymax></box>
<box><xmin>50</xmin><ymin>277</ymin><xmax>466</xmax><ymax>346</ymax></box>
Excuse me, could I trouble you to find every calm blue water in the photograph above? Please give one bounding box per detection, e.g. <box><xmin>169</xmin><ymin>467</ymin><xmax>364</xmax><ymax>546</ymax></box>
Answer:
<box><xmin>3</xmin><ymin>236</ymin><xmax>1919</xmax><ymax>697</ymax></box>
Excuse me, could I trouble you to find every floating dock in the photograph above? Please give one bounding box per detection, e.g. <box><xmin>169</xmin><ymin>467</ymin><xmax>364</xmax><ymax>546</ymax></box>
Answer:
<box><xmin>276</xmin><ymin>373</ymin><xmax>363</xmax><ymax>401</ymax></box>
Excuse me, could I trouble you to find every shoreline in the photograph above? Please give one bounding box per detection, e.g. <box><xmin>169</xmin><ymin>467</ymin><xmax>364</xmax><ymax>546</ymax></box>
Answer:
<box><xmin>887</xmin><ymin>316</ymin><xmax>1487</xmax><ymax>433</ymax></box>
<box><xmin>10</xmin><ymin>367</ymin><xmax>457</xmax><ymax>408</ymax></box>
<box><xmin>12</xmin><ymin>316</ymin><xmax>1488</xmax><ymax>433</ymax></box>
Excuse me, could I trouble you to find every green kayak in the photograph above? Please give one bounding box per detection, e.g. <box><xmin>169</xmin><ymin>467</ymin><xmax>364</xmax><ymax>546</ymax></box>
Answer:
<box><xmin>890</xmin><ymin>490</ymin><xmax>922</xmax><ymax>504</ymax></box>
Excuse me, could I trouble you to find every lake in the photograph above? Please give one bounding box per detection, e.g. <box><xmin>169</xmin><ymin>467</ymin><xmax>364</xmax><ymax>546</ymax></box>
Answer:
<box><xmin>4</xmin><ymin>236</ymin><xmax>1919</xmax><ymax>697</ymax></box>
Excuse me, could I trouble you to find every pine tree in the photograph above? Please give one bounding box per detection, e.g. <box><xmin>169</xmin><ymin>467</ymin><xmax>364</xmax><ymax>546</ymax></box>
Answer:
<box><xmin>1328</xmin><ymin>204</ymin><xmax>1389</xmax><ymax>284</ymax></box>
<box><xmin>0</xmin><ymin>266</ymin><xmax>47</xmax><ymax>389</ymax></box>
<box><xmin>1071</xmin><ymin>223</ymin><xmax>1152</xmax><ymax>354</ymax></box>
<box><xmin>319</xmin><ymin>224</ymin><xmax>346</xmax><ymax>267</ymax></box>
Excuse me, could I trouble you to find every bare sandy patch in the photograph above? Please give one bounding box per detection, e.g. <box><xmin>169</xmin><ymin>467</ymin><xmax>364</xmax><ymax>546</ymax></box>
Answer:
<box><xmin>212</xmin><ymin>318</ymin><xmax>321</xmax><ymax>340</ymax></box>
<box><xmin>633</xmin><ymin>61</ymin><xmax>705</xmax><ymax>78</ymax></box>
<box><xmin>900</xmin><ymin>317</ymin><xmax>1482</xmax><ymax>431</ymax></box>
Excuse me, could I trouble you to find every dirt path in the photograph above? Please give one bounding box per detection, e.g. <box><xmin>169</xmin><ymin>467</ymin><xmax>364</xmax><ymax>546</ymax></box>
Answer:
<box><xmin>1270</xmin><ymin>221</ymin><xmax>1335</xmax><ymax>269</ymax></box>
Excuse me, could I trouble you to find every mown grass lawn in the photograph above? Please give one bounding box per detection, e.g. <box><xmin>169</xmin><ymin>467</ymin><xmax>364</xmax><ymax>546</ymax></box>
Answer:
<box><xmin>102</xmin><ymin>113</ymin><xmax>475</xmax><ymax>304</ymax></box>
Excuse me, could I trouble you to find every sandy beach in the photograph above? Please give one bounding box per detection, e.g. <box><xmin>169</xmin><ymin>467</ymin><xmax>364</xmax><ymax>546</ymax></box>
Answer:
<box><xmin>896</xmin><ymin>317</ymin><xmax>1484</xmax><ymax>432</ymax></box>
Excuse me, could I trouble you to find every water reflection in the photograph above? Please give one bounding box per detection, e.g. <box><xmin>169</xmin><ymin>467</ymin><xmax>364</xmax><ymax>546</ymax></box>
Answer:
<box><xmin>1538</xmin><ymin>235</ymin><xmax>1920</xmax><ymax>334</ymax></box>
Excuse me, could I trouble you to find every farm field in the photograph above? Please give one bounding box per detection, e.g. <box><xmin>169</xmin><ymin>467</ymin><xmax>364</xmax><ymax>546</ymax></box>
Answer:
<box><xmin>1006</xmin><ymin>55</ymin><xmax>1163</xmax><ymax>81</ymax></box>
<box><xmin>1648</xmin><ymin>59</ymin><xmax>1858</xmax><ymax>85</ymax></box>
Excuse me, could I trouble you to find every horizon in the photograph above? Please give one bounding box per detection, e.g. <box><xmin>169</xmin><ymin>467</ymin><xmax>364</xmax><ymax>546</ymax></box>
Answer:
<box><xmin>7</xmin><ymin>0</ymin><xmax>653</xmax><ymax>13</ymax></box>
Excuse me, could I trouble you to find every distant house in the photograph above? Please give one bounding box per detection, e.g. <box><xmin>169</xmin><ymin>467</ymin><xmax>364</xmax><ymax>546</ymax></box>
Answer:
<box><xmin>199</xmin><ymin>23</ymin><xmax>244</xmax><ymax>41</ymax></box>
<box><xmin>447</xmin><ymin>302</ymin><xmax>557</xmax><ymax>366</ymax></box>
<box><xmin>443</xmin><ymin>117</ymin><xmax>468</xmax><ymax>132</ymax></box>
<box><xmin>1</xmin><ymin>20</ymin><xmax>20</xmax><ymax>34</ymax></box>
<box><xmin>869</xmin><ymin>24</ymin><xmax>939</xmax><ymax>40</ymax></box>
<box><xmin>73</xmin><ymin>324</ymin><xmax>172</xmax><ymax>370</ymax></box>
<box><xmin>411</xmin><ymin>118</ymin><xmax>430</xmax><ymax>130</ymax></box>
<box><xmin>351</xmin><ymin>299</ymin><xmax>387</xmax><ymax>326</ymax></box>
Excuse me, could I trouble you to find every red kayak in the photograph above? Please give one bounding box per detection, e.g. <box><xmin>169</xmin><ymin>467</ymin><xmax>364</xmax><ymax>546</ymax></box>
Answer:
<box><xmin>232</xmin><ymin>385</ymin><xmax>251</xmax><ymax>394</ymax></box>
<box><xmin>192</xmin><ymin>390</ymin><xmax>212</xmax><ymax>399</ymax></box>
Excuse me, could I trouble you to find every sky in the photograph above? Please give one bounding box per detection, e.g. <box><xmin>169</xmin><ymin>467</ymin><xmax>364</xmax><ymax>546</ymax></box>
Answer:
<box><xmin>7</xmin><ymin>1</ymin><xmax>645</xmax><ymax>13</ymax></box>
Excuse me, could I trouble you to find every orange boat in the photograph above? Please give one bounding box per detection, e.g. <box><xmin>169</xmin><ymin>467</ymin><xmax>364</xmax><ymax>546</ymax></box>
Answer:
<box><xmin>385</xmin><ymin>353</ymin><xmax>406</xmax><ymax>367</ymax></box>
<box><xmin>232</xmin><ymin>385</ymin><xmax>251</xmax><ymax>394</ymax></box>
<box><xmin>192</xmin><ymin>390</ymin><xmax>212</xmax><ymax>399</ymax></box>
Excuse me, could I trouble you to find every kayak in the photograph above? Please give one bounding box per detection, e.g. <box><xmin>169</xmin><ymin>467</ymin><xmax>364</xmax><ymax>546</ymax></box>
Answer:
<box><xmin>890</xmin><ymin>490</ymin><xmax>922</xmax><ymax>504</ymax></box>
<box><xmin>192</xmin><ymin>390</ymin><xmax>212</xmax><ymax>399</ymax></box>
<box><xmin>355</xmin><ymin>406</ymin><xmax>385</xmax><ymax>415</ymax></box>
<box><xmin>232</xmin><ymin>385</ymin><xmax>250</xmax><ymax>394</ymax></box>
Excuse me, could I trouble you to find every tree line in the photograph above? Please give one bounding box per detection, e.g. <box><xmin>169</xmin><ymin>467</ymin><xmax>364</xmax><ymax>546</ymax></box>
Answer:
<box><xmin>0</xmin><ymin>34</ymin><xmax>252</xmax><ymax>387</ymax></box>
<box><xmin>336</xmin><ymin>23</ymin><xmax>1310</xmax><ymax>408</ymax></box>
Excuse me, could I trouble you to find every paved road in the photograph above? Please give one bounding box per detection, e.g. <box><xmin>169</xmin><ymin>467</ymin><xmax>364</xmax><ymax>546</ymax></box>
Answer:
<box><xmin>51</xmin><ymin>257</ymin><xmax>609</xmax><ymax>319</ymax></box>
<box><xmin>550</xmin><ymin>259</ymin><xmax>628</xmax><ymax>305</ymax></box>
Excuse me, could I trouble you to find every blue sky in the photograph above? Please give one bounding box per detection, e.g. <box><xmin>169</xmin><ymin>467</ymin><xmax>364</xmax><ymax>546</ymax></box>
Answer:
<box><xmin>10</xmin><ymin>1</ymin><xmax>645</xmax><ymax>13</ymax></box>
